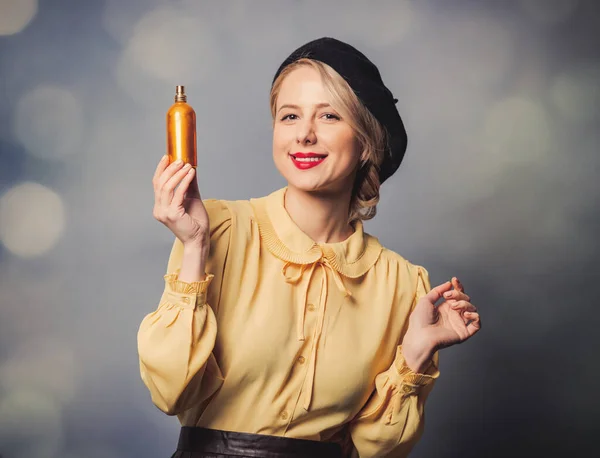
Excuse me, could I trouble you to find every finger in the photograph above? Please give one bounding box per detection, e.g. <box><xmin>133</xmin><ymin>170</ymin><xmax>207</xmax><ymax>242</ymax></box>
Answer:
<box><xmin>159</xmin><ymin>163</ymin><xmax>191</xmax><ymax>206</ymax></box>
<box><xmin>450</xmin><ymin>301</ymin><xmax>477</xmax><ymax>325</ymax></box>
<box><xmin>153</xmin><ymin>156</ymin><xmax>171</xmax><ymax>207</ymax></box>
<box><xmin>449</xmin><ymin>300</ymin><xmax>477</xmax><ymax>312</ymax></box>
<box><xmin>157</xmin><ymin>159</ymin><xmax>185</xmax><ymax>192</ymax></box>
<box><xmin>185</xmin><ymin>169</ymin><xmax>201</xmax><ymax>199</ymax></box>
<box><xmin>172</xmin><ymin>167</ymin><xmax>195</xmax><ymax>207</ymax></box>
<box><xmin>451</xmin><ymin>277</ymin><xmax>465</xmax><ymax>293</ymax></box>
<box><xmin>155</xmin><ymin>159</ymin><xmax>185</xmax><ymax>207</ymax></box>
<box><xmin>465</xmin><ymin>311</ymin><xmax>481</xmax><ymax>336</ymax></box>
<box><xmin>425</xmin><ymin>281</ymin><xmax>452</xmax><ymax>304</ymax></box>
<box><xmin>443</xmin><ymin>289</ymin><xmax>471</xmax><ymax>302</ymax></box>
<box><xmin>152</xmin><ymin>155</ymin><xmax>169</xmax><ymax>187</ymax></box>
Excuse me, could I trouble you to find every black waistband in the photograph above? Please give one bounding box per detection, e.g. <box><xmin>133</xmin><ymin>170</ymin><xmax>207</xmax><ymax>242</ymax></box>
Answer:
<box><xmin>177</xmin><ymin>426</ymin><xmax>343</xmax><ymax>458</ymax></box>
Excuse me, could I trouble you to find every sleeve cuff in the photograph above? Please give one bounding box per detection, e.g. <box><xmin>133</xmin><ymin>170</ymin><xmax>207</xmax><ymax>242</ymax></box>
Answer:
<box><xmin>164</xmin><ymin>269</ymin><xmax>214</xmax><ymax>294</ymax></box>
<box><xmin>163</xmin><ymin>270</ymin><xmax>214</xmax><ymax>308</ymax></box>
<box><xmin>394</xmin><ymin>345</ymin><xmax>440</xmax><ymax>387</ymax></box>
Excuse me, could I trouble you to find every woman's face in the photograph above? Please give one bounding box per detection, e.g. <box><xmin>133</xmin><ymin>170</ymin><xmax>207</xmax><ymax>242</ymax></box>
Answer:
<box><xmin>272</xmin><ymin>66</ymin><xmax>361</xmax><ymax>195</ymax></box>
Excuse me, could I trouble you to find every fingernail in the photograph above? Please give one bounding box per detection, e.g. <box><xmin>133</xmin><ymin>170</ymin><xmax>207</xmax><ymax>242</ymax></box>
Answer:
<box><xmin>175</xmin><ymin>159</ymin><xmax>183</xmax><ymax>165</ymax></box>
<box><xmin>444</xmin><ymin>291</ymin><xmax>452</xmax><ymax>297</ymax></box>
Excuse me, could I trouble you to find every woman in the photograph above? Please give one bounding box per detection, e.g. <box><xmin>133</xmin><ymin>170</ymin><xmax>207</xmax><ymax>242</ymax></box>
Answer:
<box><xmin>139</xmin><ymin>37</ymin><xmax>481</xmax><ymax>458</ymax></box>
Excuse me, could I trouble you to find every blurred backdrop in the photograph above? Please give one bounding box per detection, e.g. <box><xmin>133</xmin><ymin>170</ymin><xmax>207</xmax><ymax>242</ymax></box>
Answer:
<box><xmin>0</xmin><ymin>0</ymin><xmax>598</xmax><ymax>457</ymax></box>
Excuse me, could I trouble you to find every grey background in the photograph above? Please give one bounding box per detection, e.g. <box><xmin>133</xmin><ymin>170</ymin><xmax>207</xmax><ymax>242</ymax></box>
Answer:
<box><xmin>0</xmin><ymin>0</ymin><xmax>598</xmax><ymax>457</ymax></box>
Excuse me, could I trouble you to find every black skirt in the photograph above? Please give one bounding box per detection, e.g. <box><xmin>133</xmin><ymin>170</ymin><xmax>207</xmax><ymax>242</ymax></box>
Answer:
<box><xmin>171</xmin><ymin>426</ymin><xmax>344</xmax><ymax>458</ymax></box>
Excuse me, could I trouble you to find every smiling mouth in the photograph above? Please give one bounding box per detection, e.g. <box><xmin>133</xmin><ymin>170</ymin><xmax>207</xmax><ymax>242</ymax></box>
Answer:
<box><xmin>289</xmin><ymin>153</ymin><xmax>328</xmax><ymax>162</ymax></box>
<box><xmin>291</xmin><ymin>156</ymin><xmax>326</xmax><ymax>162</ymax></box>
<box><xmin>289</xmin><ymin>153</ymin><xmax>327</xmax><ymax>170</ymax></box>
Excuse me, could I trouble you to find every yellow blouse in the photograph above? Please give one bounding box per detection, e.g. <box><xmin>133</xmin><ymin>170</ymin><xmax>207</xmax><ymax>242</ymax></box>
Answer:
<box><xmin>137</xmin><ymin>187</ymin><xmax>440</xmax><ymax>458</ymax></box>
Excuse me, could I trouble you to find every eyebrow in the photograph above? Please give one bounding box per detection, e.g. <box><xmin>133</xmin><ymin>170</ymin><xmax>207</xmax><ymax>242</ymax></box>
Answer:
<box><xmin>277</xmin><ymin>103</ymin><xmax>331</xmax><ymax>113</ymax></box>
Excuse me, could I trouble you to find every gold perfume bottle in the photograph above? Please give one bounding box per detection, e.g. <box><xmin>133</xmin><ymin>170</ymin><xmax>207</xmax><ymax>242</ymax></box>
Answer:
<box><xmin>166</xmin><ymin>85</ymin><xmax>197</xmax><ymax>167</ymax></box>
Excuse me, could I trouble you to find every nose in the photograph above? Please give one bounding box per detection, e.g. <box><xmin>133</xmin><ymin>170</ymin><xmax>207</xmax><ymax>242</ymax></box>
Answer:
<box><xmin>296</xmin><ymin>119</ymin><xmax>317</xmax><ymax>145</ymax></box>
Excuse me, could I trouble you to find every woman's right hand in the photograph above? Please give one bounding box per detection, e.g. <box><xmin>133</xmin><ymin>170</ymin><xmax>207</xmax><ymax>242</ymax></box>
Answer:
<box><xmin>152</xmin><ymin>155</ymin><xmax>210</xmax><ymax>248</ymax></box>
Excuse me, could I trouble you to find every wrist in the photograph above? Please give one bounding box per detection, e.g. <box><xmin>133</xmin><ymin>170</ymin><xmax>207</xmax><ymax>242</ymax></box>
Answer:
<box><xmin>402</xmin><ymin>350</ymin><xmax>433</xmax><ymax>374</ymax></box>
<box><xmin>182</xmin><ymin>241</ymin><xmax>207</xmax><ymax>255</ymax></box>
<box><xmin>401</xmin><ymin>332</ymin><xmax>436</xmax><ymax>373</ymax></box>
<box><xmin>179</xmin><ymin>242</ymin><xmax>208</xmax><ymax>283</ymax></box>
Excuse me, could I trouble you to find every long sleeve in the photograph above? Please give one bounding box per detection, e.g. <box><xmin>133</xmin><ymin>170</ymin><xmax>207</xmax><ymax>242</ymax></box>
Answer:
<box><xmin>348</xmin><ymin>266</ymin><xmax>440</xmax><ymax>458</ymax></box>
<box><xmin>137</xmin><ymin>199</ymin><xmax>232</xmax><ymax>416</ymax></box>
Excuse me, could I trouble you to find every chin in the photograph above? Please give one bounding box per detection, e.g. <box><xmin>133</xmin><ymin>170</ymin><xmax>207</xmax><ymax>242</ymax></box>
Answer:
<box><xmin>285</xmin><ymin>175</ymin><xmax>326</xmax><ymax>193</ymax></box>
<box><xmin>285</xmin><ymin>171</ymin><xmax>355</xmax><ymax>196</ymax></box>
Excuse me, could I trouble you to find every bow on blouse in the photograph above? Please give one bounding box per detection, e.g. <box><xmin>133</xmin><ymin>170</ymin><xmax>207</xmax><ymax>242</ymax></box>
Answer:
<box><xmin>282</xmin><ymin>249</ymin><xmax>352</xmax><ymax>411</ymax></box>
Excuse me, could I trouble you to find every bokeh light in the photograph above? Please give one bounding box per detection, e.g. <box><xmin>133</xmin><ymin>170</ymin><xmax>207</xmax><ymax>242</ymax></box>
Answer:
<box><xmin>101</xmin><ymin>0</ymin><xmax>158</xmax><ymax>45</ymax></box>
<box><xmin>0</xmin><ymin>182</ymin><xmax>65</xmax><ymax>258</ymax></box>
<box><xmin>0</xmin><ymin>388</ymin><xmax>63</xmax><ymax>458</ymax></box>
<box><xmin>115</xmin><ymin>5</ymin><xmax>220</xmax><ymax>102</ymax></box>
<box><xmin>13</xmin><ymin>85</ymin><xmax>84</xmax><ymax>160</ymax></box>
<box><xmin>0</xmin><ymin>337</ymin><xmax>77</xmax><ymax>404</ymax></box>
<box><xmin>0</xmin><ymin>0</ymin><xmax>37</xmax><ymax>36</ymax></box>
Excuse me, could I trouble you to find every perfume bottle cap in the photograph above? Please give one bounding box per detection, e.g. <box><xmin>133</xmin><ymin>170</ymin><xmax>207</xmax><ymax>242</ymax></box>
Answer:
<box><xmin>175</xmin><ymin>85</ymin><xmax>187</xmax><ymax>102</ymax></box>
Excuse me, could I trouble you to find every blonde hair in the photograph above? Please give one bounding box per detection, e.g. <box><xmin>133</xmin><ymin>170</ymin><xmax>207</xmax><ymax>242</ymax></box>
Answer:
<box><xmin>269</xmin><ymin>58</ymin><xmax>388</xmax><ymax>225</ymax></box>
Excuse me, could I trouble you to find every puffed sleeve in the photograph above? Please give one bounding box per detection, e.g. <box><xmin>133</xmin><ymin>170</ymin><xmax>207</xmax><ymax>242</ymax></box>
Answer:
<box><xmin>137</xmin><ymin>199</ymin><xmax>231</xmax><ymax>416</ymax></box>
<box><xmin>348</xmin><ymin>266</ymin><xmax>440</xmax><ymax>458</ymax></box>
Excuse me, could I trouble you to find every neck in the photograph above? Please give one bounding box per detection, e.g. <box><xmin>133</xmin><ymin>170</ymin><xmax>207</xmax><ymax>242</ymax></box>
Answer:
<box><xmin>284</xmin><ymin>185</ymin><xmax>355</xmax><ymax>244</ymax></box>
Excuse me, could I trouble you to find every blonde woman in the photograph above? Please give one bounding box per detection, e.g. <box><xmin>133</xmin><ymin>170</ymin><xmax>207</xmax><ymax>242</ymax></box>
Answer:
<box><xmin>139</xmin><ymin>37</ymin><xmax>481</xmax><ymax>458</ymax></box>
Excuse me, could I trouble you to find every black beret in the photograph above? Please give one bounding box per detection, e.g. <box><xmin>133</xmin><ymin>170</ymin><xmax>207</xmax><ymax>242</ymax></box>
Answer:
<box><xmin>272</xmin><ymin>37</ymin><xmax>407</xmax><ymax>184</ymax></box>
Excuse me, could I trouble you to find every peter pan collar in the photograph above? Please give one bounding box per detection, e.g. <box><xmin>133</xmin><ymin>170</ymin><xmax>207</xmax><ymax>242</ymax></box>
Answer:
<box><xmin>250</xmin><ymin>187</ymin><xmax>383</xmax><ymax>278</ymax></box>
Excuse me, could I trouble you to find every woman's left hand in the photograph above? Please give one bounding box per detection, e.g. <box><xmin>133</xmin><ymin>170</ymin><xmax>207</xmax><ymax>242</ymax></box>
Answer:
<box><xmin>402</xmin><ymin>277</ymin><xmax>481</xmax><ymax>371</ymax></box>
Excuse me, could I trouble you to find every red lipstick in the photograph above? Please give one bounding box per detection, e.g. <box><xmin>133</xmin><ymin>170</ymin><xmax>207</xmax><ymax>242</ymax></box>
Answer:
<box><xmin>290</xmin><ymin>152</ymin><xmax>327</xmax><ymax>170</ymax></box>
